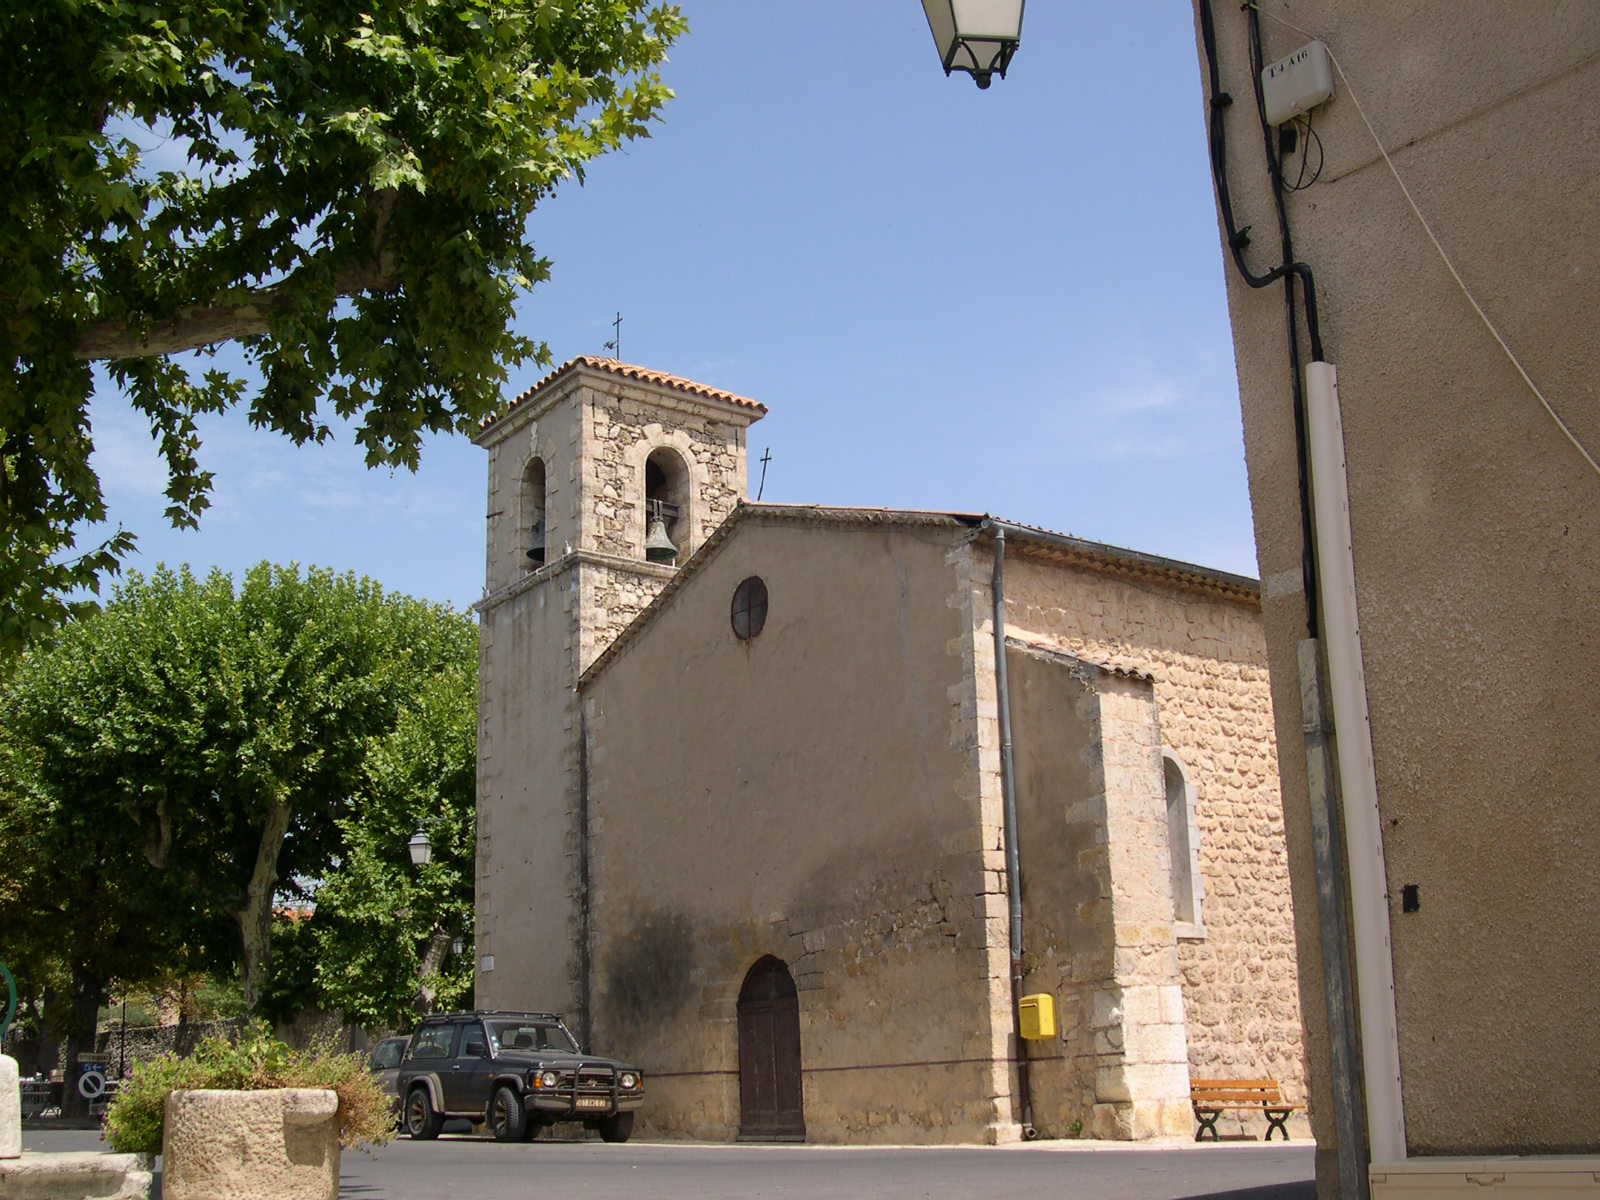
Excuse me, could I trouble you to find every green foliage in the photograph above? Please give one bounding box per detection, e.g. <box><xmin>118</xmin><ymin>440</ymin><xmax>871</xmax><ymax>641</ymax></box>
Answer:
<box><xmin>192</xmin><ymin>973</ymin><xmax>250</xmax><ymax>1021</ymax></box>
<box><xmin>104</xmin><ymin>1022</ymin><xmax>395</xmax><ymax>1154</ymax></box>
<box><xmin>1</xmin><ymin>0</ymin><xmax>686</xmax><ymax>650</ymax></box>
<box><xmin>259</xmin><ymin>659</ymin><xmax>476</xmax><ymax>1027</ymax></box>
<box><xmin>314</xmin><ymin>665</ymin><xmax>477</xmax><ymax>1024</ymax></box>
<box><xmin>0</xmin><ymin>561</ymin><xmax>477</xmax><ymax>1021</ymax></box>
<box><xmin>115</xmin><ymin>970</ymin><xmax>249</xmax><ymax>1028</ymax></box>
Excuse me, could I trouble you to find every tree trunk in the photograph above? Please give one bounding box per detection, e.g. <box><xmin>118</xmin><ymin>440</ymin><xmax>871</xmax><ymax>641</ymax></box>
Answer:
<box><xmin>174</xmin><ymin>976</ymin><xmax>198</xmax><ymax>1055</ymax></box>
<box><xmin>237</xmin><ymin>796</ymin><xmax>294</xmax><ymax>1013</ymax></box>
<box><xmin>413</xmin><ymin>928</ymin><xmax>455</xmax><ymax>1016</ymax></box>
<box><xmin>59</xmin><ymin>968</ymin><xmax>104</xmax><ymax>1119</ymax></box>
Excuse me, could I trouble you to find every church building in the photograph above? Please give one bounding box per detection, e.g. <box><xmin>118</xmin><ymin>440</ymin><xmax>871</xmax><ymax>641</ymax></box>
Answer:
<box><xmin>473</xmin><ymin>356</ymin><xmax>1305</xmax><ymax>1143</ymax></box>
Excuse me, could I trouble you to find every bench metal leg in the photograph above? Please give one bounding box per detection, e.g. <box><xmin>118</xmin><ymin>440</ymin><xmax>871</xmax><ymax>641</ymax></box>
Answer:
<box><xmin>1194</xmin><ymin>1109</ymin><xmax>1223</xmax><ymax>1142</ymax></box>
<box><xmin>1264</xmin><ymin>1109</ymin><xmax>1293</xmax><ymax>1141</ymax></box>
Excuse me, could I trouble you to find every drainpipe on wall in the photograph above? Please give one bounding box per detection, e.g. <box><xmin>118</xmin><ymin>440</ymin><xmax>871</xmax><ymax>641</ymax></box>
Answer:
<box><xmin>1305</xmin><ymin>362</ymin><xmax>1407</xmax><ymax>1164</ymax></box>
<box><xmin>1298</xmin><ymin>637</ymin><xmax>1373</xmax><ymax>1198</ymax></box>
<box><xmin>988</xmin><ymin>524</ymin><xmax>1037</xmax><ymax>1140</ymax></box>
<box><xmin>577</xmin><ymin>702</ymin><xmax>594</xmax><ymax>1053</ymax></box>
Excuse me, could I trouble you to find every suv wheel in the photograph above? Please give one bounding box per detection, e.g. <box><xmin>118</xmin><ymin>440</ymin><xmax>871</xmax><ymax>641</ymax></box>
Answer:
<box><xmin>488</xmin><ymin>1085</ymin><xmax>528</xmax><ymax>1142</ymax></box>
<box><xmin>404</xmin><ymin>1086</ymin><xmax>444</xmax><ymax>1140</ymax></box>
<box><xmin>598</xmin><ymin>1111</ymin><xmax>634</xmax><ymax>1144</ymax></box>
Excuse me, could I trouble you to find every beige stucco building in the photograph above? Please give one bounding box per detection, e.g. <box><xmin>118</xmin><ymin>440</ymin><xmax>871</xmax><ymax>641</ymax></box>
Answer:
<box><xmin>1189</xmin><ymin>2</ymin><xmax>1600</xmax><ymax>1194</ymax></box>
<box><xmin>474</xmin><ymin>356</ymin><xmax>1305</xmax><ymax>1143</ymax></box>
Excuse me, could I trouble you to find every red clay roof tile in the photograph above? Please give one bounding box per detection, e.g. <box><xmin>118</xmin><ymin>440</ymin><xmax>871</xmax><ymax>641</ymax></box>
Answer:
<box><xmin>480</xmin><ymin>356</ymin><xmax>767</xmax><ymax>434</ymax></box>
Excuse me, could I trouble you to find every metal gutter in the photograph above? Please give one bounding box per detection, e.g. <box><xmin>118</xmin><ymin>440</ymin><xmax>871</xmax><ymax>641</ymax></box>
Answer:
<box><xmin>977</xmin><ymin>517</ymin><xmax>1261</xmax><ymax>599</ymax></box>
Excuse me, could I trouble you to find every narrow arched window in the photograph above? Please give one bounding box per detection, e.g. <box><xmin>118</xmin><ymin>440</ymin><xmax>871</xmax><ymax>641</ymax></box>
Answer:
<box><xmin>522</xmin><ymin>457</ymin><xmax>547</xmax><ymax>568</ymax></box>
<box><xmin>643</xmin><ymin>447</ymin><xmax>690</xmax><ymax>564</ymax></box>
<box><xmin>1165</xmin><ymin>751</ymin><xmax>1204</xmax><ymax>935</ymax></box>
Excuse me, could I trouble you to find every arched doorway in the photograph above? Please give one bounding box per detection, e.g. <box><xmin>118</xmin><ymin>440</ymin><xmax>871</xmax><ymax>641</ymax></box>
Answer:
<box><xmin>737</xmin><ymin>956</ymin><xmax>805</xmax><ymax>1140</ymax></box>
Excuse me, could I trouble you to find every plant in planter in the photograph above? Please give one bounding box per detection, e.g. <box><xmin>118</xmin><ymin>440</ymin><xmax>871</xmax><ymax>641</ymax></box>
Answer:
<box><xmin>105</xmin><ymin>1024</ymin><xmax>392</xmax><ymax>1200</ymax></box>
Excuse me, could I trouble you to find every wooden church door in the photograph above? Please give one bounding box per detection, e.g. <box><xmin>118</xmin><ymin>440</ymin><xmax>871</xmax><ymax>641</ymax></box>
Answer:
<box><xmin>737</xmin><ymin>956</ymin><xmax>805</xmax><ymax>1140</ymax></box>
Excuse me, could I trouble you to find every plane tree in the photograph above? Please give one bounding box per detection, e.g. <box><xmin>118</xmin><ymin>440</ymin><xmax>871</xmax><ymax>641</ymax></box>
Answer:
<box><xmin>261</xmin><ymin>661</ymin><xmax>477</xmax><ymax>1030</ymax></box>
<box><xmin>0</xmin><ymin>562</ymin><xmax>478</xmax><ymax>1067</ymax></box>
<box><xmin>1</xmin><ymin>0</ymin><xmax>685</xmax><ymax>649</ymax></box>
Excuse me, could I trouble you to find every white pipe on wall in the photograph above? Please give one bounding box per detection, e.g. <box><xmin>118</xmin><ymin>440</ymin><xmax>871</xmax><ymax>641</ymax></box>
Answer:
<box><xmin>1304</xmin><ymin>360</ymin><xmax>1408</xmax><ymax>1164</ymax></box>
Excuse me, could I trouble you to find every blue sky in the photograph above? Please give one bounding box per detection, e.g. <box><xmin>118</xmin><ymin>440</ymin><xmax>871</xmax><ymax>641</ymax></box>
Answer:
<box><xmin>86</xmin><ymin>2</ymin><xmax>1250</xmax><ymax>614</ymax></box>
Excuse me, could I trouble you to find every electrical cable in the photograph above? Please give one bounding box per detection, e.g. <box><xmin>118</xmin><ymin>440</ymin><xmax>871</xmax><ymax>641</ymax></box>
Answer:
<box><xmin>1197</xmin><ymin>0</ymin><xmax>1325</xmax><ymax>361</ymax></box>
<box><xmin>1247</xmin><ymin>2</ymin><xmax>1325</xmax><ymax>639</ymax></box>
<box><xmin>1284</xmin><ymin>113</ymin><xmax>1324</xmax><ymax>192</ymax></box>
<box><xmin>1247</xmin><ymin>3</ymin><xmax>1600</xmax><ymax>478</ymax></box>
<box><xmin>1198</xmin><ymin>0</ymin><xmax>1323</xmax><ymax>638</ymax></box>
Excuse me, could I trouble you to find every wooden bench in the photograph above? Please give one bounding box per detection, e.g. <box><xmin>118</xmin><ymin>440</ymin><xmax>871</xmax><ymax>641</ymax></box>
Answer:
<box><xmin>1190</xmin><ymin>1079</ymin><xmax>1304</xmax><ymax>1142</ymax></box>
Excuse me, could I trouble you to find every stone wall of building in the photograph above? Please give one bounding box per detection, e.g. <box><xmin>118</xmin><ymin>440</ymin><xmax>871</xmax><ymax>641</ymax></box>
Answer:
<box><xmin>944</xmin><ymin>537</ymin><xmax>1019</xmax><ymax>1139</ymax></box>
<box><xmin>582</xmin><ymin>382</ymin><xmax>749</xmax><ymax>562</ymax></box>
<box><xmin>1091</xmin><ymin>673</ymin><xmax>1194</xmax><ymax>1138</ymax></box>
<box><xmin>479</xmin><ymin>378</ymin><xmax>584</xmax><ymax>597</ymax></box>
<box><xmin>583</xmin><ymin>519</ymin><xmax>1011</xmax><ymax>1144</ymax></box>
<box><xmin>475</xmin><ymin>364</ymin><xmax>762</xmax><ymax>1022</ymax></box>
<box><xmin>991</xmin><ymin>546</ymin><xmax>1305</xmax><ymax>1118</ymax></box>
<box><xmin>578</xmin><ymin>558</ymin><xmax>676</xmax><ymax>674</ymax></box>
<box><xmin>474</xmin><ymin>562</ymin><xmax>586</xmax><ymax>1017</ymax></box>
<box><xmin>1005</xmin><ymin>646</ymin><xmax>1192</xmax><ymax>1140</ymax></box>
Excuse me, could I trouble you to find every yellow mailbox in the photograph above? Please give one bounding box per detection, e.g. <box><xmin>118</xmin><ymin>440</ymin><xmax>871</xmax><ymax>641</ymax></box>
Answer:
<box><xmin>1018</xmin><ymin>993</ymin><xmax>1056</xmax><ymax>1041</ymax></box>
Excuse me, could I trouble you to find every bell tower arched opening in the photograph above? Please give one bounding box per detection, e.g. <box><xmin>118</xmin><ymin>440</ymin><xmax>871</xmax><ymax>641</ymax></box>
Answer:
<box><xmin>522</xmin><ymin>457</ymin><xmax>547</xmax><ymax>568</ymax></box>
<box><xmin>643</xmin><ymin>446</ymin><xmax>690</xmax><ymax>564</ymax></box>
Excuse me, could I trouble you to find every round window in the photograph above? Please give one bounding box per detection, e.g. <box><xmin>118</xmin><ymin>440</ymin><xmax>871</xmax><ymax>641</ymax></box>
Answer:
<box><xmin>730</xmin><ymin>576</ymin><xmax>768</xmax><ymax>641</ymax></box>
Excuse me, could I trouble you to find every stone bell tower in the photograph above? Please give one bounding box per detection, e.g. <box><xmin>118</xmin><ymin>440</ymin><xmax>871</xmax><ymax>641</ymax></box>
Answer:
<box><xmin>472</xmin><ymin>357</ymin><xmax>766</xmax><ymax>1019</ymax></box>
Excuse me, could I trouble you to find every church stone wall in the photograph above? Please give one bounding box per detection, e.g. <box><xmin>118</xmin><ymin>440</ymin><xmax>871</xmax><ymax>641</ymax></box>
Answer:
<box><xmin>475</xmin><ymin>364</ymin><xmax>763</xmax><ymax>1022</ymax></box>
<box><xmin>579</xmin><ymin>558</ymin><xmax>676</xmax><ymax>673</ymax></box>
<box><xmin>582</xmin><ymin>520</ymin><xmax>1013</xmax><ymax>1144</ymax></box>
<box><xmin>583</xmin><ymin>381</ymin><xmax>748</xmax><ymax>561</ymax></box>
<box><xmin>480</xmin><ymin>380</ymin><xmax>583</xmax><ymax>597</ymax></box>
<box><xmin>475</xmin><ymin>564</ymin><xmax>584</xmax><ymax>1015</ymax></box>
<box><xmin>1005</xmin><ymin>647</ymin><xmax>1192</xmax><ymax>1140</ymax></box>
<box><xmin>989</xmin><ymin>548</ymin><xmax>1306</xmax><ymax>1122</ymax></box>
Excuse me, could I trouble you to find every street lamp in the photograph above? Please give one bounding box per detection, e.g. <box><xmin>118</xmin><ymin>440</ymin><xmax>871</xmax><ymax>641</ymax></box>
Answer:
<box><xmin>406</xmin><ymin>827</ymin><xmax>432</xmax><ymax>867</ymax></box>
<box><xmin>921</xmin><ymin>0</ymin><xmax>1025</xmax><ymax>89</ymax></box>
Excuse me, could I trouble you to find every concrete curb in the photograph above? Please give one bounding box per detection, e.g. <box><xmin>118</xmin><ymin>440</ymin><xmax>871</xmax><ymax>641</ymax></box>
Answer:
<box><xmin>519</xmin><ymin>1136</ymin><xmax>1318</xmax><ymax>1153</ymax></box>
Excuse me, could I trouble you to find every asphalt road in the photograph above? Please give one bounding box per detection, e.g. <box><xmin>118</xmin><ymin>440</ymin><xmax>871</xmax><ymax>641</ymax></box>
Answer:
<box><xmin>25</xmin><ymin>1128</ymin><xmax>1315</xmax><ymax>1200</ymax></box>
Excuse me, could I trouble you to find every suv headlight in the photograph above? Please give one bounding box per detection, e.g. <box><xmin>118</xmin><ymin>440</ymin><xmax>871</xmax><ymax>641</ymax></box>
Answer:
<box><xmin>619</xmin><ymin>1072</ymin><xmax>639</xmax><ymax>1090</ymax></box>
<box><xmin>534</xmin><ymin>1070</ymin><xmax>560</xmax><ymax>1089</ymax></box>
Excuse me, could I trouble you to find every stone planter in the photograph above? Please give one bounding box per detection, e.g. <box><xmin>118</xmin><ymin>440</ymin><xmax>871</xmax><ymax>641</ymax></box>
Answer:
<box><xmin>163</xmin><ymin>1087</ymin><xmax>340</xmax><ymax>1200</ymax></box>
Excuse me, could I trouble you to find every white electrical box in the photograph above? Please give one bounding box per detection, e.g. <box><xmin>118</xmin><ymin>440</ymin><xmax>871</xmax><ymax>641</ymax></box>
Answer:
<box><xmin>1261</xmin><ymin>40</ymin><xmax>1334</xmax><ymax>125</ymax></box>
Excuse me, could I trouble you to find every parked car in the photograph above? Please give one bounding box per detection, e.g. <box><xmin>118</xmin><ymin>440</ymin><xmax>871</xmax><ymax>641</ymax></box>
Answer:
<box><xmin>395</xmin><ymin>1010</ymin><xmax>644</xmax><ymax>1143</ymax></box>
<box><xmin>368</xmin><ymin>1035</ymin><xmax>412</xmax><ymax>1114</ymax></box>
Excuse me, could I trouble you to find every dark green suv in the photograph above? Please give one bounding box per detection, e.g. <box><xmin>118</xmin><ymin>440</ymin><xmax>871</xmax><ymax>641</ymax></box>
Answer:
<box><xmin>395</xmin><ymin>1010</ymin><xmax>644</xmax><ymax>1143</ymax></box>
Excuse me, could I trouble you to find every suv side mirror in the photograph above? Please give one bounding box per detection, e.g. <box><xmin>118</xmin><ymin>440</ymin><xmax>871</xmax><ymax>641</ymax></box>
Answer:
<box><xmin>464</xmin><ymin>1040</ymin><xmax>489</xmax><ymax>1058</ymax></box>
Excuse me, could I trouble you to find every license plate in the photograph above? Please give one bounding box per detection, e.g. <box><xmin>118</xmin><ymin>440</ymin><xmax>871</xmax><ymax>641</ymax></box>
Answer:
<box><xmin>575</xmin><ymin>1097</ymin><xmax>608</xmax><ymax>1110</ymax></box>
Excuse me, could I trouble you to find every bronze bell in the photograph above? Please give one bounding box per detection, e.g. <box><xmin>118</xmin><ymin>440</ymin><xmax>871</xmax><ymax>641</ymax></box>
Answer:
<box><xmin>644</xmin><ymin>515</ymin><xmax>678</xmax><ymax>565</ymax></box>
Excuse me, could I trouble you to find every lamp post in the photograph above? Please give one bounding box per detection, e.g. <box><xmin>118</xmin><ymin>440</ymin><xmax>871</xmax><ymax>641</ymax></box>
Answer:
<box><xmin>921</xmin><ymin>0</ymin><xmax>1025</xmax><ymax>89</ymax></box>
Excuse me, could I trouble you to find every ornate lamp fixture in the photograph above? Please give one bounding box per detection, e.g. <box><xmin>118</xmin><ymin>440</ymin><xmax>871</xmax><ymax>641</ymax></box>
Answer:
<box><xmin>407</xmin><ymin>827</ymin><xmax>432</xmax><ymax>867</ymax></box>
<box><xmin>921</xmin><ymin>0</ymin><xmax>1025</xmax><ymax>89</ymax></box>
